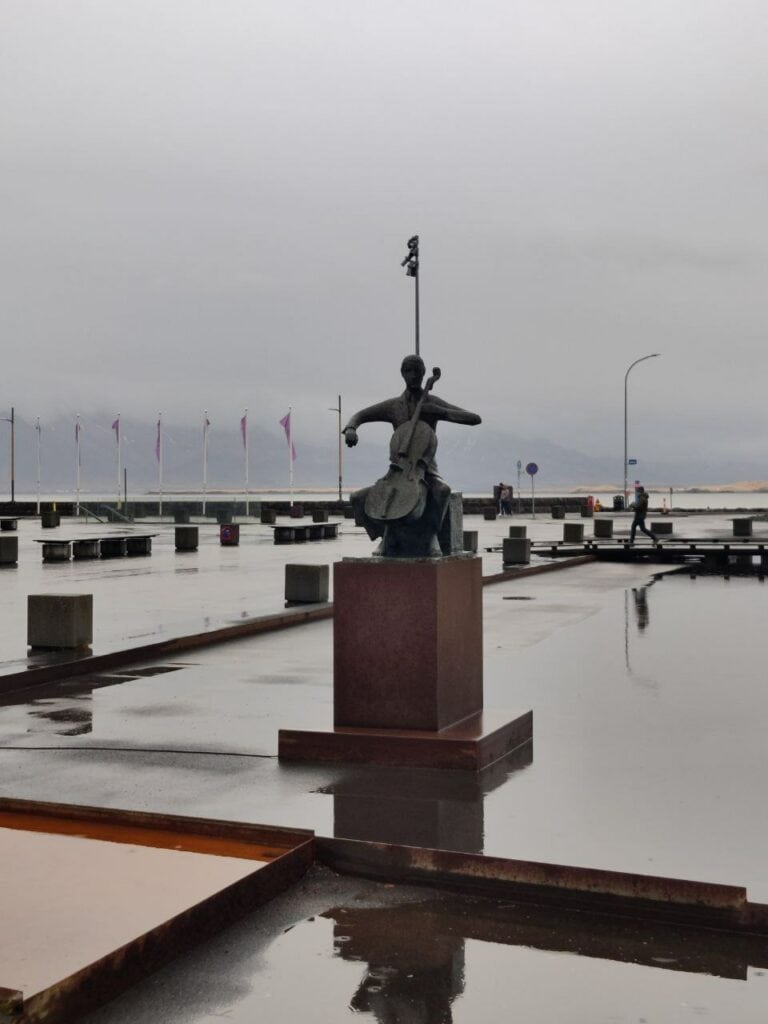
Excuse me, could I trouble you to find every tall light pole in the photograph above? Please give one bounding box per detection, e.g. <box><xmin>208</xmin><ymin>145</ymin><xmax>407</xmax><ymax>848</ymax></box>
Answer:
<box><xmin>329</xmin><ymin>396</ymin><xmax>343</xmax><ymax>501</ymax></box>
<box><xmin>2</xmin><ymin>408</ymin><xmax>15</xmax><ymax>503</ymax></box>
<box><xmin>624</xmin><ymin>353</ymin><xmax>660</xmax><ymax>504</ymax></box>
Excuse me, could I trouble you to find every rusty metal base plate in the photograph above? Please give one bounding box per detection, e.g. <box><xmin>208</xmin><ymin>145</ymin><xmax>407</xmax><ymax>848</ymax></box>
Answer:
<box><xmin>278</xmin><ymin>709</ymin><xmax>533</xmax><ymax>770</ymax></box>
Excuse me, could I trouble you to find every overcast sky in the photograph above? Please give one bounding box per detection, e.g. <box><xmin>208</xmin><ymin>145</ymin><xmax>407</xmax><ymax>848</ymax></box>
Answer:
<box><xmin>3</xmin><ymin>1</ymin><xmax>768</xmax><ymax>468</ymax></box>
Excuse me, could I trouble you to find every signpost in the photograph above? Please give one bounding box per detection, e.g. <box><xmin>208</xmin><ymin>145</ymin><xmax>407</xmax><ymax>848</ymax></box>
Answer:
<box><xmin>526</xmin><ymin>462</ymin><xmax>538</xmax><ymax>518</ymax></box>
<box><xmin>516</xmin><ymin>459</ymin><xmax>522</xmax><ymax>514</ymax></box>
<box><xmin>628</xmin><ymin>458</ymin><xmax>637</xmax><ymax>466</ymax></box>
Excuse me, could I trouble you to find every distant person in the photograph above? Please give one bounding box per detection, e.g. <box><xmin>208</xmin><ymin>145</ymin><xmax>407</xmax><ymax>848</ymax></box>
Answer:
<box><xmin>500</xmin><ymin>484</ymin><xmax>512</xmax><ymax>516</ymax></box>
<box><xmin>661</xmin><ymin>498</ymin><xmax>670</xmax><ymax>515</ymax></box>
<box><xmin>630</xmin><ymin>486</ymin><xmax>657</xmax><ymax>544</ymax></box>
<box><xmin>594</xmin><ymin>498</ymin><xmax>602</xmax><ymax>512</ymax></box>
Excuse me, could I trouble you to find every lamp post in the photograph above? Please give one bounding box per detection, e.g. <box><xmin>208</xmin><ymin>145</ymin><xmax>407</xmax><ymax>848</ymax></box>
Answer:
<box><xmin>1</xmin><ymin>408</ymin><xmax>15</xmax><ymax>504</ymax></box>
<box><xmin>624</xmin><ymin>353</ymin><xmax>660</xmax><ymax>504</ymax></box>
<box><xmin>328</xmin><ymin>396</ymin><xmax>343</xmax><ymax>501</ymax></box>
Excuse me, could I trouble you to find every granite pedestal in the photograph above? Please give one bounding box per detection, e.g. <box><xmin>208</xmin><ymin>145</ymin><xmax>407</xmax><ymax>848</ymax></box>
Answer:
<box><xmin>563</xmin><ymin>522</ymin><xmax>584</xmax><ymax>543</ymax></box>
<box><xmin>0</xmin><ymin>536</ymin><xmax>18</xmax><ymax>565</ymax></box>
<box><xmin>508</xmin><ymin>525</ymin><xmax>527</xmax><ymax>539</ymax></box>
<box><xmin>220</xmin><ymin>524</ymin><xmax>240</xmax><ymax>546</ymax></box>
<box><xmin>175</xmin><ymin>526</ymin><xmax>199</xmax><ymax>551</ymax></box>
<box><xmin>503</xmin><ymin>537</ymin><xmax>531</xmax><ymax>565</ymax></box>
<box><xmin>28</xmin><ymin>594</ymin><xmax>93</xmax><ymax>650</ymax></box>
<box><xmin>279</xmin><ymin>555</ymin><xmax>532</xmax><ymax>770</ymax></box>
<box><xmin>594</xmin><ymin>518</ymin><xmax>614</xmax><ymax>539</ymax></box>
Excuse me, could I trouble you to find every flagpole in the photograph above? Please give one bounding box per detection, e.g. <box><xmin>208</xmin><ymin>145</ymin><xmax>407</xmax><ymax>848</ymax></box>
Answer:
<box><xmin>203</xmin><ymin>410</ymin><xmax>208</xmax><ymax>516</ymax></box>
<box><xmin>35</xmin><ymin>417</ymin><xmax>41</xmax><ymax>514</ymax></box>
<box><xmin>243</xmin><ymin>408</ymin><xmax>249</xmax><ymax>517</ymax></box>
<box><xmin>75</xmin><ymin>415</ymin><xmax>81</xmax><ymax>517</ymax></box>
<box><xmin>158</xmin><ymin>412</ymin><xmax>163</xmax><ymax>518</ymax></box>
<box><xmin>288</xmin><ymin>405</ymin><xmax>294</xmax><ymax>507</ymax></box>
<box><xmin>116</xmin><ymin>413</ymin><xmax>121</xmax><ymax>508</ymax></box>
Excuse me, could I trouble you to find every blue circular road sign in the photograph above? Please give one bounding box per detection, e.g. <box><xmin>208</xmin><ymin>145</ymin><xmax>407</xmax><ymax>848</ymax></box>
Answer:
<box><xmin>526</xmin><ymin>462</ymin><xmax>538</xmax><ymax>476</ymax></box>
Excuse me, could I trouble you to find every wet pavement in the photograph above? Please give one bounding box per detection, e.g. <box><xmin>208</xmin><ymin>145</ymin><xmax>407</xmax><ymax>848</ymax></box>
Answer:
<box><xmin>3</xmin><ymin>511</ymin><xmax>768</xmax><ymax>1020</ymax></box>
<box><xmin>80</xmin><ymin>864</ymin><xmax>768</xmax><ymax>1024</ymax></box>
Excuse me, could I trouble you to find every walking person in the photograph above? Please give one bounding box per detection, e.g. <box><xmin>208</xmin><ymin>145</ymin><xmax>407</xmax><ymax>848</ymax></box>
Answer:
<box><xmin>630</xmin><ymin>486</ymin><xmax>658</xmax><ymax>544</ymax></box>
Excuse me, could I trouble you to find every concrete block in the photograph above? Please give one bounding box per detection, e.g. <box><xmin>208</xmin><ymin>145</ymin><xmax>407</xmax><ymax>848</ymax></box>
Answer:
<box><xmin>28</xmin><ymin>593</ymin><xmax>93</xmax><ymax>650</ymax></box>
<box><xmin>1</xmin><ymin>518</ymin><xmax>18</xmax><ymax>531</ymax></box>
<box><xmin>580</xmin><ymin>506</ymin><xmax>594</xmax><ymax>518</ymax></box>
<box><xmin>72</xmin><ymin>539</ymin><xmax>100</xmax><ymax>560</ymax></box>
<box><xmin>463</xmin><ymin>530</ymin><xmax>479</xmax><ymax>553</ymax></box>
<box><xmin>343</xmin><ymin>507</ymin><xmax>356</xmax><ymax>519</ymax></box>
<box><xmin>41</xmin><ymin>511</ymin><xmax>60</xmax><ymax>528</ymax></box>
<box><xmin>733</xmin><ymin>518</ymin><xmax>753</xmax><ymax>537</ymax></box>
<box><xmin>651</xmin><ymin>520</ymin><xmax>674</xmax><ymax>536</ymax></box>
<box><xmin>175</xmin><ymin>525</ymin><xmax>199</xmax><ymax>551</ymax></box>
<box><xmin>261</xmin><ymin>508</ymin><xmax>277</xmax><ymax>524</ymax></box>
<box><xmin>289</xmin><ymin>505</ymin><xmax>304</xmax><ymax>519</ymax></box>
<box><xmin>594</xmin><ymin>518</ymin><xmax>614</xmax><ymax>539</ymax></box>
<box><xmin>216</xmin><ymin>509</ymin><xmax>233</xmax><ymax>524</ymax></box>
<box><xmin>220</xmin><ymin>524</ymin><xmax>240</xmax><ymax>546</ymax></box>
<box><xmin>503</xmin><ymin>537</ymin><xmax>531</xmax><ymax>565</ymax></box>
<box><xmin>483</xmin><ymin>507</ymin><xmax>497</xmax><ymax>521</ymax></box>
<box><xmin>173</xmin><ymin>508</ymin><xmax>190</xmax><ymax>524</ymax></box>
<box><xmin>42</xmin><ymin>541</ymin><xmax>71</xmax><ymax>562</ymax></box>
<box><xmin>508</xmin><ymin>525</ymin><xmax>527</xmax><ymax>539</ymax></box>
<box><xmin>563</xmin><ymin>522</ymin><xmax>584</xmax><ymax>543</ymax></box>
<box><xmin>285</xmin><ymin>563</ymin><xmax>329</xmax><ymax>604</ymax></box>
<box><xmin>274</xmin><ymin>526</ymin><xmax>295</xmax><ymax>544</ymax></box>
<box><xmin>322</xmin><ymin>524</ymin><xmax>339</xmax><ymax>539</ymax></box>
<box><xmin>100</xmin><ymin>538</ymin><xmax>127</xmax><ymax>558</ymax></box>
<box><xmin>126</xmin><ymin>536</ymin><xmax>152</xmax><ymax>556</ymax></box>
<box><xmin>0</xmin><ymin>536</ymin><xmax>18</xmax><ymax>564</ymax></box>
<box><xmin>551</xmin><ymin>506</ymin><xmax>565</xmax><ymax>520</ymax></box>
<box><xmin>312</xmin><ymin>509</ymin><xmax>329</xmax><ymax>523</ymax></box>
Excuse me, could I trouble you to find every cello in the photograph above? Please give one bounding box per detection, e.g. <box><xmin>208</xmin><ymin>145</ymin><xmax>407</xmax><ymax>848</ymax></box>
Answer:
<box><xmin>364</xmin><ymin>367</ymin><xmax>441</xmax><ymax>524</ymax></box>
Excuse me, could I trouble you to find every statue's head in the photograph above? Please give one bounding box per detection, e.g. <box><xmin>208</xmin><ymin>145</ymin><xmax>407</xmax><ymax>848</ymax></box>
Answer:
<box><xmin>400</xmin><ymin>354</ymin><xmax>425</xmax><ymax>389</ymax></box>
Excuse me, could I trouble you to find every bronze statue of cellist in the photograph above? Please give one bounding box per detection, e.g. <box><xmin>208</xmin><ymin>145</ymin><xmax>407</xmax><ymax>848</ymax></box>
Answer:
<box><xmin>343</xmin><ymin>355</ymin><xmax>481</xmax><ymax>557</ymax></box>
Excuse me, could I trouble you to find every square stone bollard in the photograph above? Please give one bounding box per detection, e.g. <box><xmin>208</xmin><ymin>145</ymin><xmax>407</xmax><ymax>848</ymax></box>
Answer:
<box><xmin>175</xmin><ymin>525</ymin><xmax>199</xmax><ymax>551</ymax></box>
<box><xmin>651</xmin><ymin>520</ymin><xmax>674</xmax><ymax>536</ymax></box>
<box><xmin>0</xmin><ymin>536</ymin><xmax>18</xmax><ymax>565</ymax></box>
<box><xmin>483</xmin><ymin>507</ymin><xmax>497</xmax><ymax>521</ymax></box>
<box><xmin>563</xmin><ymin>522</ymin><xmax>584</xmax><ymax>543</ymax></box>
<box><xmin>285</xmin><ymin>563</ymin><xmax>329</xmax><ymax>604</ymax></box>
<box><xmin>594</xmin><ymin>518</ymin><xmax>614</xmax><ymax>539</ymax></box>
<box><xmin>312</xmin><ymin>509</ymin><xmax>329</xmax><ymax>523</ymax></box>
<box><xmin>1</xmin><ymin>518</ymin><xmax>18</xmax><ymax>531</ymax></box>
<box><xmin>216</xmin><ymin>509</ymin><xmax>233</xmax><ymax>525</ymax></box>
<box><xmin>260</xmin><ymin>508</ymin><xmax>277</xmax><ymax>524</ymax></box>
<box><xmin>173</xmin><ymin>508</ymin><xmax>190</xmax><ymax>524</ymax></box>
<box><xmin>551</xmin><ymin>506</ymin><xmax>565</xmax><ymax>520</ymax></box>
<box><xmin>503</xmin><ymin>537</ymin><xmax>531</xmax><ymax>565</ymax></box>
<box><xmin>732</xmin><ymin>518</ymin><xmax>753</xmax><ymax>537</ymax></box>
<box><xmin>289</xmin><ymin>505</ymin><xmax>304</xmax><ymax>519</ymax></box>
<box><xmin>28</xmin><ymin>594</ymin><xmax>93</xmax><ymax>650</ymax></box>
<box><xmin>508</xmin><ymin>525</ymin><xmax>527</xmax><ymax>539</ymax></box>
<box><xmin>463</xmin><ymin>530</ymin><xmax>479</xmax><ymax>553</ymax></box>
<box><xmin>41</xmin><ymin>511</ymin><xmax>60</xmax><ymax>528</ymax></box>
<box><xmin>580</xmin><ymin>506</ymin><xmax>594</xmax><ymax>518</ymax></box>
<box><xmin>343</xmin><ymin>507</ymin><xmax>356</xmax><ymax>519</ymax></box>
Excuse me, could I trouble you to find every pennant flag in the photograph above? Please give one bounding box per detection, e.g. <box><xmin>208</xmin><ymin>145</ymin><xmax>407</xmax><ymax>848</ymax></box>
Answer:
<box><xmin>240</xmin><ymin>412</ymin><xmax>247</xmax><ymax>448</ymax></box>
<box><xmin>279</xmin><ymin>412</ymin><xmax>297</xmax><ymax>461</ymax></box>
<box><xmin>112</xmin><ymin>417</ymin><xmax>120</xmax><ymax>443</ymax></box>
<box><xmin>155</xmin><ymin>419</ymin><xmax>161</xmax><ymax>462</ymax></box>
<box><xmin>75</xmin><ymin>420</ymin><xmax>80</xmax><ymax>442</ymax></box>
<box><xmin>203</xmin><ymin>415</ymin><xmax>211</xmax><ymax>435</ymax></box>
<box><xmin>401</xmin><ymin>234</ymin><xmax>419</xmax><ymax>277</ymax></box>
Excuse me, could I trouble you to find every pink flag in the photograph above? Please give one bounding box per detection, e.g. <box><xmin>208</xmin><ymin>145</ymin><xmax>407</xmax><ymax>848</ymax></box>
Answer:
<box><xmin>111</xmin><ymin>417</ymin><xmax>120</xmax><ymax>443</ymax></box>
<box><xmin>279</xmin><ymin>412</ymin><xmax>297</xmax><ymax>461</ymax></box>
<box><xmin>155</xmin><ymin>419</ymin><xmax>161</xmax><ymax>462</ymax></box>
<box><xmin>240</xmin><ymin>412</ymin><xmax>247</xmax><ymax>448</ymax></box>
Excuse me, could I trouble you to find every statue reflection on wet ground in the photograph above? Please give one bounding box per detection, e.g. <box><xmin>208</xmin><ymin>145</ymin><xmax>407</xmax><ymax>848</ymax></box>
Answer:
<box><xmin>314</xmin><ymin>741</ymin><xmax>532</xmax><ymax>854</ymax></box>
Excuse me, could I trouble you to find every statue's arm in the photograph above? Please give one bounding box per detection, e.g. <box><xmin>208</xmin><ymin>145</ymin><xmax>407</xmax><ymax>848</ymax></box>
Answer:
<box><xmin>343</xmin><ymin>400</ymin><xmax>395</xmax><ymax>446</ymax></box>
<box><xmin>423</xmin><ymin>395</ymin><xmax>482</xmax><ymax>426</ymax></box>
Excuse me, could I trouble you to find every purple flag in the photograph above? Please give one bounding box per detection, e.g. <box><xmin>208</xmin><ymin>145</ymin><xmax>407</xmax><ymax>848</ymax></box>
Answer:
<box><xmin>279</xmin><ymin>412</ymin><xmax>297</xmax><ymax>462</ymax></box>
<box><xmin>155</xmin><ymin>419</ymin><xmax>161</xmax><ymax>462</ymax></box>
<box><xmin>111</xmin><ymin>417</ymin><xmax>120</xmax><ymax>443</ymax></box>
<box><xmin>240</xmin><ymin>412</ymin><xmax>247</xmax><ymax>448</ymax></box>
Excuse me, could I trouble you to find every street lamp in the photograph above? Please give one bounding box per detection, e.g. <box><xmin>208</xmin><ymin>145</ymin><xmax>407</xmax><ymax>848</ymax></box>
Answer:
<box><xmin>328</xmin><ymin>396</ymin><xmax>343</xmax><ymax>501</ymax></box>
<box><xmin>624</xmin><ymin>354</ymin><xmax>660</xmax><ymax>504</ymax></box>
<box><xmin>1</xmin><ymin>407</ymin><xmax>15</xmax><ymax>504</ymax></box>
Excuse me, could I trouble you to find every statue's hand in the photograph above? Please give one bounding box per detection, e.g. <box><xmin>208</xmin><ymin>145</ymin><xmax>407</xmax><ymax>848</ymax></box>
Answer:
<box><xmin>344</xmin><ymin>427</ymin><xmax>358</xmax><ymax>448</ymax></box>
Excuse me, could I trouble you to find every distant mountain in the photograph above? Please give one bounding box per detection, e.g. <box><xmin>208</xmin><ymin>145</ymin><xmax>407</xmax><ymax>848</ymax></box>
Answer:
<box><xmin>0</xmin><ymin>413</ymin><xmax>763</xmax><ymax>495</ymax></box>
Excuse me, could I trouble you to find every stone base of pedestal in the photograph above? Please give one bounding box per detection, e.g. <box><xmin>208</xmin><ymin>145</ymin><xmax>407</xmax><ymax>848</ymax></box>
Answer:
<box><xmin>279</xmin><ymin>709</ymin><xmax>532</xmax><ymax>771</ymax></box>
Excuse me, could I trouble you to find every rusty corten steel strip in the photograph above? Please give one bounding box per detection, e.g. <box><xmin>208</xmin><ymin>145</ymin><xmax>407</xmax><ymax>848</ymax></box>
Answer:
<box><xmin>17</xmin><ymin>843</ymin><xmax>315</xmax><ymax>1024</ymax></box>
<box><xmin>482</xmin><ymin>553</ymin><xmax>596</xmax><ymax>585</ymax></box>
<box><xmin>0</xmin><ymin>796</ymin><xmax>314</xmax><ymax>856</ymax></box>
<box><xmin>314</xmin><ymin>837</ymin><xmax>768</xmax><ymax>934</ymax></box>
<box><xmin>0</xmin><ymin>800</ymin><xmax>316</xmax><ymax>1024</ymax></box>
